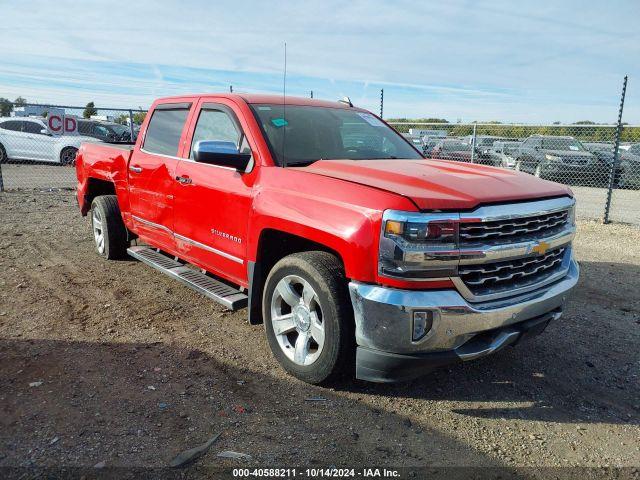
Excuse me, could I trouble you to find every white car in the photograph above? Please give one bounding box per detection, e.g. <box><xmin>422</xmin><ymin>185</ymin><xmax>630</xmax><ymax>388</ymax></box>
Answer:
<box><xmin>0</xmin><ymin>117</ymin><xmax>100</xmax><ymax>165</ymax></box>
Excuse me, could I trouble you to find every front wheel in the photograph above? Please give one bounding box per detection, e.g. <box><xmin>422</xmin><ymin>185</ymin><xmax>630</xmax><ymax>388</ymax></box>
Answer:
<box><xmin>263</xmin><ymin>251</ymin><xmax>354</xmax><ymax>385</ymax></box>
<box><xmin>0</xmin><ymin>143</ymin><xmax>7</xmax><ymax>163</ymax></box>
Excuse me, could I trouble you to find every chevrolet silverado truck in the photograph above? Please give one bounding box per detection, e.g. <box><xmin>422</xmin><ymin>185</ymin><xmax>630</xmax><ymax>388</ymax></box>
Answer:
<box><xmin>75</xmin><ymin>94</ymin><xmax>579</xmax><ymax>384</ymax></box>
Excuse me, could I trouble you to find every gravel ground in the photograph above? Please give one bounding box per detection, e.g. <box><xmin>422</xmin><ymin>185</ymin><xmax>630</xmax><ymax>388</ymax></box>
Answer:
<box><xmin>0</xmin><ymin>190</ymin><xmax>639</xmax><ymax>477</ymax></box>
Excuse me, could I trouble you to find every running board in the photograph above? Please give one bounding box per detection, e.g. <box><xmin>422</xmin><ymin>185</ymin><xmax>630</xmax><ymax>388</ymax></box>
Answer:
<box><xmin>127</xmin><ymin>246</ymin><xmax>248</xmax><ymax>311</ymax></box>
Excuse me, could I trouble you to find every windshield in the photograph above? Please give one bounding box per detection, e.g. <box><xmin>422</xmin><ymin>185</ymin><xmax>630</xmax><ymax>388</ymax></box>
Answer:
<box><xmin>503</xmin><ymin>144</ymin><xmax>519</xmax><ymax>154</ymax></box>
<box><xmin>250</xmin><ymin>104</ymin><xmax>422</xmax><ymax>166</ymax></box>
<box><xmin>541</xmin><ymin>137</ymin><xmax>585</xmax><ymax>151</ymax></box>
<box><xmin>110</xmin><ymin>124</ymin><xmax>129</xmax><ymax>135</ymax></box>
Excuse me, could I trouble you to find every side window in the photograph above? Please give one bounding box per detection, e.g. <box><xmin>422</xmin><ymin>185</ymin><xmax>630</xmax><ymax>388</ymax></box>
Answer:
<box><xmin>0</xmin><ymin>120</ymin><xmax>23</xmax><ymax>132</ymax></box>
<box><xmin>190</xmin><ymin>109</ymin><xmax>241</xmax><ymax>159</ymax></box>
<box><xmin>95</xmin><ymin>125</ymin><xmax>110</xmax><ymax>138</ymax></box>
<box><xmin>143</xmin><ymin>107</ymin><xmax>190</xmax><ymax>156</ymax></box>
<box><xmin>23</xmin><ymin>121</ymin><xmax>45</xmax><ymax>134</ymax></box>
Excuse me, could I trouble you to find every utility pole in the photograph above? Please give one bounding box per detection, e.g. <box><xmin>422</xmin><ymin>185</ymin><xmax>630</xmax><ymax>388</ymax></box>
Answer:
<box><xmin>603</xmin><ymin>75</ymin><xmax>628</xmax><ymax>224</ymax></box>
<box><xmin>380</xmin><ymin>89</ymin><xmax>384</xmax><ymax>118</ymax></box>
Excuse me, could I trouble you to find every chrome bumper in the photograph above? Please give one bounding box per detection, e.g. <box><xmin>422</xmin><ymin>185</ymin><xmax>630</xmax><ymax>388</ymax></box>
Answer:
<box><xmin>349</xmin><ymin>259</ymin><xmax>579</xmax><ymax>381</ymax></box>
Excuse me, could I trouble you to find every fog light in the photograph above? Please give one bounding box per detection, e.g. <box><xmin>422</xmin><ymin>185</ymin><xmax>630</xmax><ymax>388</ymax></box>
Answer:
<box><xmin>412</xmin><ymin>310</ymin><xmax>434</xmax><ymax>341</ymax></box>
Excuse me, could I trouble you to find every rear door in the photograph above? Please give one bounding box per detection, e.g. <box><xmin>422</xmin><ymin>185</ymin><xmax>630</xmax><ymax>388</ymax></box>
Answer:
<box><xmin>173</xmin><ymin>99</ymin><xmax>256</xmax><ymax>286</ymax></box>
<box><xmin>128</xmin><ymin>102</ymin><xmax>192</xmax><ymax>252</ymax></box>
<box><xmin>22</xmin><ymin>119</ymin><xmax>56</xmax><ymax>162</ymax></box>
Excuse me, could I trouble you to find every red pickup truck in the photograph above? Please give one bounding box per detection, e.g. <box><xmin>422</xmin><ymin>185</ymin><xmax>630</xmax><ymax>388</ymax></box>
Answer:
<box><xmin>75</xmin><ymin>94</ymin><xmax>579</xmax><ymax>384</ymax></box>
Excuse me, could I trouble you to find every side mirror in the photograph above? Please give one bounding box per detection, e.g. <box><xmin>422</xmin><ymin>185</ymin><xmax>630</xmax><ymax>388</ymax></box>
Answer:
<box><xmin>40</xmin><ymin>128</ymin><xmax>52</xmax><ymax>136</ymax></box>
<box><xmin>193</xmin><ymin>140</ymin><xmax>251</xmax><ymax>171</ymax></box>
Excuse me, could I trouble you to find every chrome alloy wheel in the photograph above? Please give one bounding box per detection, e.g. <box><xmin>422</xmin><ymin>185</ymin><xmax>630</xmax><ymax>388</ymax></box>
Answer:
<box><xmin>92</xmin><ymin>208</ymin><xmax>105</xmax><ymax>254</ymax></box>
<box><xmin>270</xmin><ymin>275</ymin><xmax>325</xmax><ymax>366</ymax></box>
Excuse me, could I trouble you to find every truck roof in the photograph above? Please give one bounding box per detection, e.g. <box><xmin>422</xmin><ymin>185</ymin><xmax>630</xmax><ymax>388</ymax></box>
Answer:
<box><xmin>154</xmin><ymin>93</ymin><xmax>357</xmax><ymax>109</ymax></box>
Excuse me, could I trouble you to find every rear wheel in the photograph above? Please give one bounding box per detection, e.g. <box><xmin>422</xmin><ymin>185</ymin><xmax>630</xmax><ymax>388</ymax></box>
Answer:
<box><xmin>91</xmin><ymin>195</ymin><xmax>128</xmax><ymax>259</ymax></box>
<box><xmin>263</xmin><ymin>251</ymin><xmax>354</xmax><ymax>385</ymax></box>
<box><xmin>60</xmin><ymin>147</ymin><xmax>78</xmax><ymax>166</ymax></box>
<box><xmin>0</xmin><ymin>143</ymin><xmax>6</xmax><ymax>163</ymax></box>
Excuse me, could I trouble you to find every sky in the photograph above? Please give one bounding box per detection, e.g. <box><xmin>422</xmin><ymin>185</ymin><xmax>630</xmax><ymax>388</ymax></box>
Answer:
<box><xmin>0</xmin><ymin>0</ymin><xmax>639</xmax><ymax>123</ymax></box>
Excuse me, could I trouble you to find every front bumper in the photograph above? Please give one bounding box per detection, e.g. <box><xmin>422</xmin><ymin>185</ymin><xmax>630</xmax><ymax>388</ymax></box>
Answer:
<box><xmin>349</xmin><ymin>259</ymin><xmax>579</xmax><ymax>383</ymax></box>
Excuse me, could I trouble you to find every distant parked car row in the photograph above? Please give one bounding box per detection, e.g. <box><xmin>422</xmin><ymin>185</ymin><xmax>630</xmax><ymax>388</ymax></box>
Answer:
<box><xmin>0</xmin><ymin>117</ymin><xmax>138</xmax><ymax>166</ymax></box>
<box><xmin>402</xmin><ymin>131</ymin><xmax>640</xmax><ymax>190</ymax></box>
<box><xmin>0</xmin><ymin>117</ymin><xmax>98</xmax><ymax>166</ymax></box>
<box><xmin>78</xmin><ymin>119</ymin><xmax>138</xmax><ymax>143</ymax></box>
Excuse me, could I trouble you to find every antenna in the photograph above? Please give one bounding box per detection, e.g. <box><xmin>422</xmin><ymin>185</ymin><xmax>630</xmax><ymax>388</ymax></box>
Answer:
<box><xmin>282</xmin><ymin>42</ymin><xmax>287</xmax><ymax>168</ymax></box>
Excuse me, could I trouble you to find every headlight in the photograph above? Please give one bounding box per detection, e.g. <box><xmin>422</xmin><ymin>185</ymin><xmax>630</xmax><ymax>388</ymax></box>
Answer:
<box><xmin>545</xmin><ymin>154</ymin><xmax>562</xmax><ymax>161</ymax></box>
<box><xmin>379</xmin><ymin>211</ymin><xmax>459</xmax><ymax>279</ymax></box>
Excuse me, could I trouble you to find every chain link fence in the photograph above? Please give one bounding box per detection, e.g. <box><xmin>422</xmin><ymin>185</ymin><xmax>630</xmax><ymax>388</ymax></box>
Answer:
<box><xmin>0</xmin><ymin>103</ymin><xmax>147</xmax><ymax>190</ymax></box>
<box><xmin>1</xmin><ymin>99</ymin><xmax>638</xmax><ymax>225</ymax></box>
<box><xmin>391</xmin><ymin>120</ymin><xmax>640</xmax><ymax>225</ymax></box>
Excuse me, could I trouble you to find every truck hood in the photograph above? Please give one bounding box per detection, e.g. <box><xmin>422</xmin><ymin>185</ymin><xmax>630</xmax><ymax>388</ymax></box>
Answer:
<box><xmin>302</xmin><ymin>159</ymin><xmax>572</xmax><ymax>210</ymax></box>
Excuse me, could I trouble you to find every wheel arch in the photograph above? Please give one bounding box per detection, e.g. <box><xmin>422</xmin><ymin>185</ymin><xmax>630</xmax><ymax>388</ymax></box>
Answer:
<box><xmin>81</xmin><ymin>178</ymin><xmax>117</xmax><ymax>215</ymax></box>
<box><xmin>247</xmin><ymin>228</ymin><xmax>348</xmax><ymax>325</ymax></box>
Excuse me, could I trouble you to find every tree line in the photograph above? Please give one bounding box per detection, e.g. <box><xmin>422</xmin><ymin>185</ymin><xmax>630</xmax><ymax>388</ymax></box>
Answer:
<box><xmin>387</xmin><ymin>118</ymin><xmax>640</xmax><ymax>142</ymax></box>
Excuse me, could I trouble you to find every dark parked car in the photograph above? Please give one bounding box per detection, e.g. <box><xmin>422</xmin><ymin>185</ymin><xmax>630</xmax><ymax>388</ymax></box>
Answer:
<box><xmin>78</xmin><ymin>120</ymin><xmax>136</xmax><ymax>143</ymax></box>
<box><xmin>515</xmin><ymin>135</ymin><xmax>600</xmax><ymax>186</ymax></box>
<box><xmin>619</xmin><ymin>144</ymin><xmax>640</xmax><ymax>189</ymax></box>
<box><xmin>486</xmin><ymin>140</ymin><xmax>521</xmax><ymax>168</ymax></box>
<box><xmin>466</xmin><ymin>135</ymin><xmax>510</xmax><ymax>164</ymax></box>
<box><xmin>431</xmin><ymin>140</ymin><xmax>473</xmax><ymax>162</ymax></box>
<box><xmin>422</xmin><ymin>138</ymin><xmax>439</xmax><ymax>158</ymax></box>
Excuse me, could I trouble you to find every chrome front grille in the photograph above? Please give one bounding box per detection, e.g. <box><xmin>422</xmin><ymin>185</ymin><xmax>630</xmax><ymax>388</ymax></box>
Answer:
<box><xmin>459</xmin><ymin>210</ymin><xmax>569</xmax><ymax>243</ymax></box>
<box><xmin>459</xmin><ymin>247</ymin><xmax>566</xmax><ymax>297</ymax></box>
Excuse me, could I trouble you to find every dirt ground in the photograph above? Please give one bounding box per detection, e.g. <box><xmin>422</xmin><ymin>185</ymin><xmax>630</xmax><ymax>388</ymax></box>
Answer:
<box><xmin>0</xmin><ymin>190</ymin><xmax>639</xmax><ymax>477</ymax></box>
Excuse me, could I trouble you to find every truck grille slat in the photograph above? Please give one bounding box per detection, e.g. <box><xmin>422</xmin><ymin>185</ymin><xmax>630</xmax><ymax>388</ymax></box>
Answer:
<box><xmin>459</xmin><ymin>247</ymin><xmax>567</xmax><ymax>296</ymax></box>
<box><xmin>459</xmin><ymin>210</ymin><xmax>568</xmax><ymax>242</ymax></box>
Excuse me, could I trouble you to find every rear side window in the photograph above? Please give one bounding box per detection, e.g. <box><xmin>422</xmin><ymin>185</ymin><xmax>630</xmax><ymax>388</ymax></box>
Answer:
<box><xmin>143</xmin><ymin>107</ymin><xmax>190</xmax><ymax>156</ymax></box>
<box><xmin>0</xmin><ymin>120</ymin><xmax>23</xmax><ymax>132</ymax></box>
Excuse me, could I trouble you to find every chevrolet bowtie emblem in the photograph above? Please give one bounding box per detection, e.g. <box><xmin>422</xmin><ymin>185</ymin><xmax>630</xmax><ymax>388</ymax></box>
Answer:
<box><xmin>531</xmin><ymin>241</ymin><xmax>550</xmax><ymax>255</ymax></box>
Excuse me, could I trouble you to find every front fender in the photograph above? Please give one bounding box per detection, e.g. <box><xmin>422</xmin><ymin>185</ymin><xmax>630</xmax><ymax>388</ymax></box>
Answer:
<box><xmin>248</xmin><ymin>189</ymin><xmax>382</xmax><ymax>282</ymax></box>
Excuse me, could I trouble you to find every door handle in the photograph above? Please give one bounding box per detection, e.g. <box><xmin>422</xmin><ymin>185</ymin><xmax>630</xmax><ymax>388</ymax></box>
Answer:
<box><xmin>129</xmin><ymin>165</ymin><xmax>143</xmax><ymax>173</ymax></box>
<box><xmin>175</xmin><ymin>175</ymin><xmax>193</xmax><ymax>185</ymax></box>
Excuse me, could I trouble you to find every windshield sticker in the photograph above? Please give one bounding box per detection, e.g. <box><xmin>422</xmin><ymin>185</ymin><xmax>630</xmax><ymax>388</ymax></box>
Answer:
<box><xmin>258</xmin><ymin>106</ymin><xmax>272</xmax><ymax>111</ymax></box>
<box><xmin>357</xmin><ymin>112</ymin><xmax>385</xmax><ymax>127</ymax></box>
<box><xmin>271</xmin><ymin>118</ymin><xmax>288</xmax><ymax>128</ymax></box>
<box><xmin>569</xmin><ymin>146</ymin><xmax>579</xmax><ymax>151</ymax></box>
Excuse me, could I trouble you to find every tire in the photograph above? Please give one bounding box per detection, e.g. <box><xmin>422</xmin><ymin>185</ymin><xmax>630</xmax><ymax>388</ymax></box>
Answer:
<box><xmin>60</xmin><ymin>147</ymin><xmax>78</xmax><ymax>166</ymax></box>
<box><xmin>0</xmin><ymin>143</ymin><xmax>7</xmax><ymax>164</ymax></box>
<box><xmin>263</xmin><ymin>251</ymin><xmax>355</xmax><ymax>385</ymax></box>
<box><xmin>90</xmin><ymin>195</ymin><xmax>129</xmax><ymax>259</ymax></box>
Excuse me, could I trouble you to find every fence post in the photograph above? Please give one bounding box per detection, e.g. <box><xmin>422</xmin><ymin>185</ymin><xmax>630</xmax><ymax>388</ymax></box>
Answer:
<box><xmin>470</xmin><ymin>122</ymin><xmax>478</xmax><ymax>163</ymax></box>
<box><xmin>0</xmin><ymin>160</ymin><xmax>4</xmax><ymax>192</ymax></box>
<box><xmin>310</xmin><ymin>90</ymin><xmax>313</xmax><ymax>99</ymax></box>
<box><xmin>603</xmin><ymin>75</ymin><xmax>628</xmax><ymax>224</ymax></box>
<box><xmin>128</xmin><ymin>110</ymin><xmax>135</xmax><ymax>143</ymax></box>
<box><xmin>380</xmin><ymin>89</ymin><xmax>384</xmax><ymax>119</ymax></box>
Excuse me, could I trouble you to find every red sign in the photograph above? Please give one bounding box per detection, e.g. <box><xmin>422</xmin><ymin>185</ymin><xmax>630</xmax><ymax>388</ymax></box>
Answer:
<box><xmin>47</xmin><ymin>114</ymin><xmax>78</xmax><ymax>135</ymax></box>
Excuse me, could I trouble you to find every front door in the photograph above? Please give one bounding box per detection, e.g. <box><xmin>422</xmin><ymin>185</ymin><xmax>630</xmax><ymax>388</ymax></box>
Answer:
<box><xmin>173</xmin><ymin>100</ymin><xmax>256</xmax><ymax>287</ymax></box>
<box><xmin>128</xmin><ymin>102</ymin><xmax>192</xmax><ymax>252</ymax></box>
